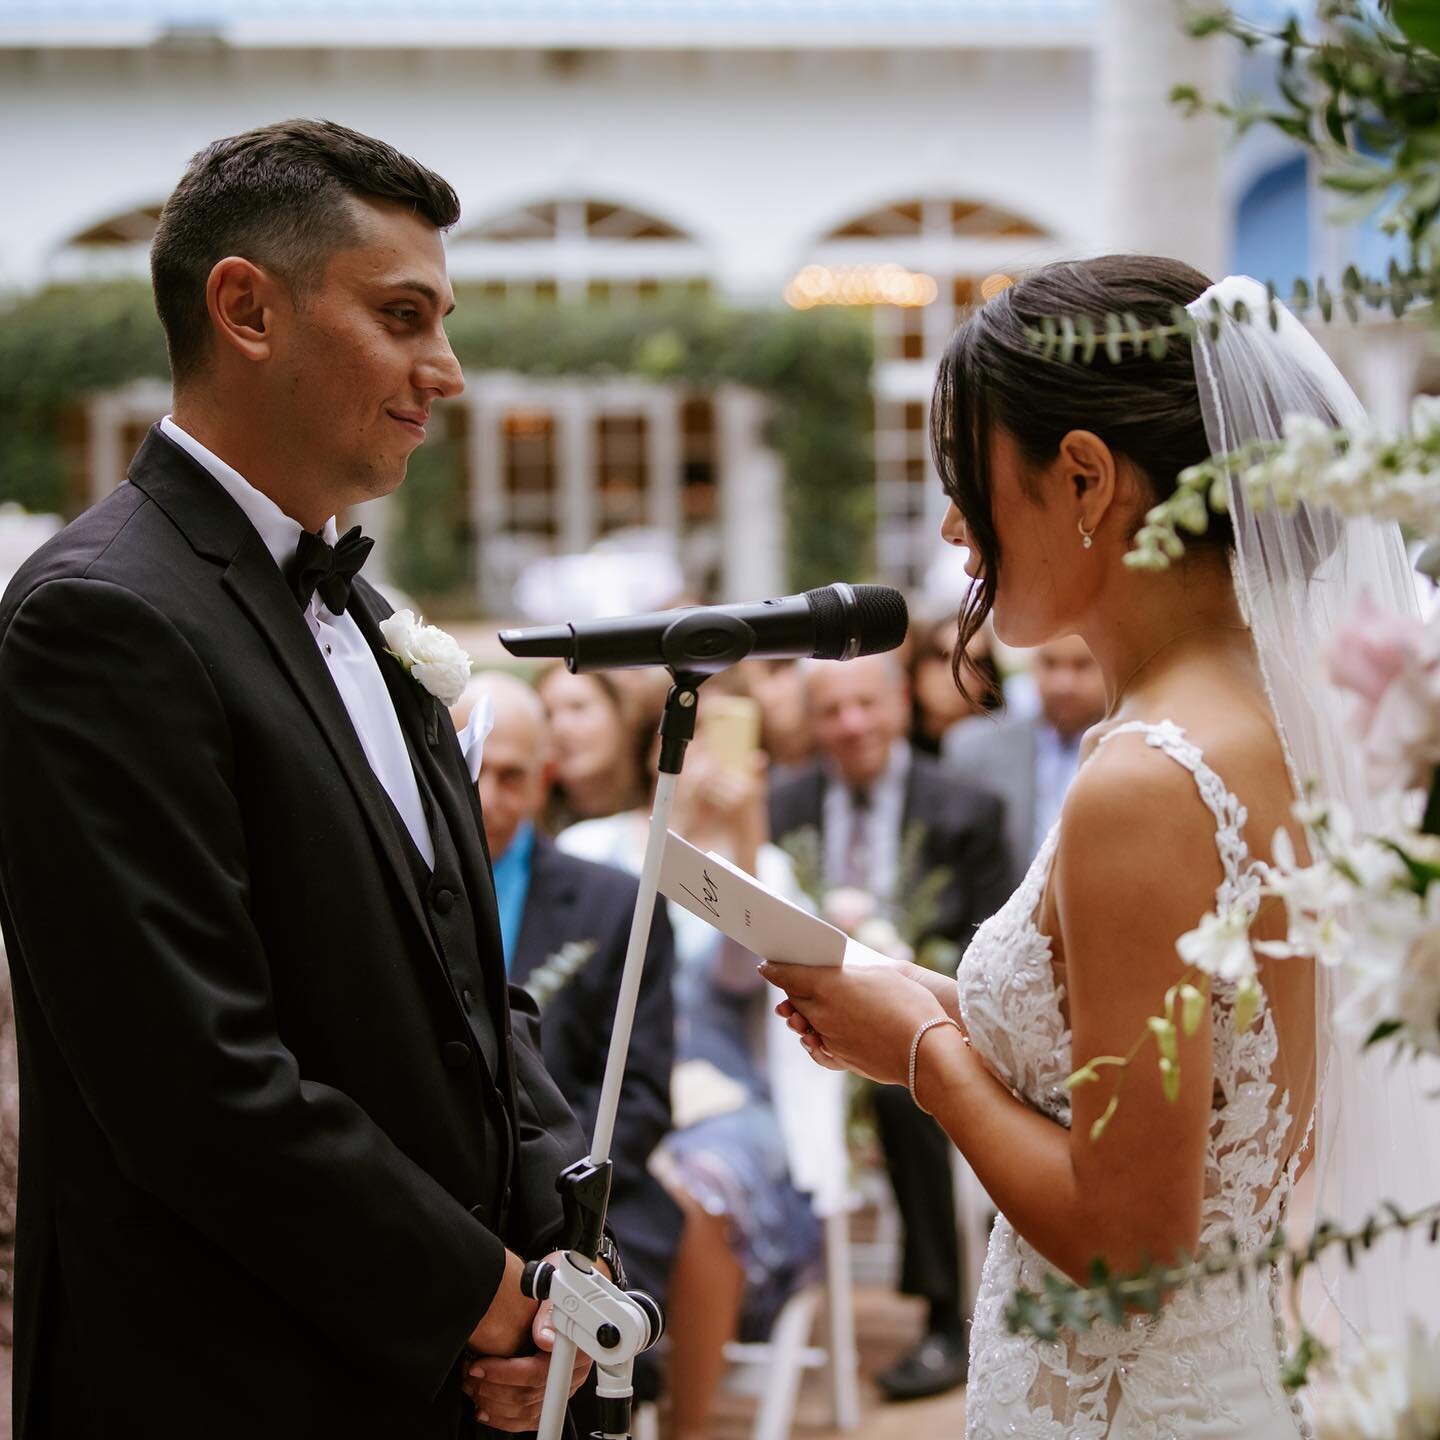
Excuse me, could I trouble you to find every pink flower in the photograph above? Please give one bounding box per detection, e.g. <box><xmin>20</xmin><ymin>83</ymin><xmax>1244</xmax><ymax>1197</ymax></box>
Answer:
<box><xmin>821</xmin><ymin>886</ymin><xmax>878</xmax><ymax>935</ymax></box>
<box><xmin>1329</xmin><ymin>593</ymin><xmax>1440</xmax><ymax>789</ymax></box>
<box><xmin>1329</xmin><ymin>591</ymin><xmax>1429</xmax><ymax>736</ymax></box>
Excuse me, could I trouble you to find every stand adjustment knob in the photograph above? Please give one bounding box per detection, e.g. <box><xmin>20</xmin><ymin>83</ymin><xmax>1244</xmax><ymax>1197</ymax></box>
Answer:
<box><xmin>521</xmin><ymin>1260</ymin><xmax>553</xmax><ymax>1302</ymax></box>
<box><xmin>596</xmin><ymin>1323</ymin><xmax>621</xmax><ymax>1350</ymax></box>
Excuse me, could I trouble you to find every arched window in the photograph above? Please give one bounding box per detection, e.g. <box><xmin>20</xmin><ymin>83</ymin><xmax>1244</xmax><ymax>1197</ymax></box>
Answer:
<box><xmin>461</xmin><ymin>199</ymin><xmax>689</xmax><ymax>244</ymax></box>
<box><xmin>826</xmin><ymin>197</ymin><xmax>1048</xmax><ymax>242</ymax></box>
<box><xmin>1234</xmin><ymin>155</ymin><xmax>1309</xmax><ymax>289</ymax></box>
<box><xmin>803</xmin><ymin>193</ymin><xmax>1056</xmax><ymax>363</ymax></box>
<box><xmin>800</xmin><ymin>193</ymin><xmax>1059</xmax><ymax>588</ymax></box>
<box><xmin>446</xmin><ymin>195</ymin><xmax>710</xmax><ymax>303</ymax></box>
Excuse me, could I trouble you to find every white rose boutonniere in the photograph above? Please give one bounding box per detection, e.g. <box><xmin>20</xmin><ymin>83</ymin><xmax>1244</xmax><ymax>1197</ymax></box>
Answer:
<box><xmin>378</xmin><ymin>609</ymin><xmax>472</xmax><ymax>707</ymax></box>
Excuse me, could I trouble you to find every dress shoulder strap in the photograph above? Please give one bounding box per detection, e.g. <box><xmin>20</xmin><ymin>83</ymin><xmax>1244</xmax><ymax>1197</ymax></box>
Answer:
<box><xmin>1093</xmin><ymin>720</ymin><xmax>1257</xmax><ymax>908</ymax></box>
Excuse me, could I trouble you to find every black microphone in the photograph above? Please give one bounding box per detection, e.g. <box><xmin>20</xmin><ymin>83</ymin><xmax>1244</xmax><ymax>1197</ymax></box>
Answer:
<box><xmin>498</xmin><ymin>583</ymin><xmax>908</xmax><ymax>674</ymax></box>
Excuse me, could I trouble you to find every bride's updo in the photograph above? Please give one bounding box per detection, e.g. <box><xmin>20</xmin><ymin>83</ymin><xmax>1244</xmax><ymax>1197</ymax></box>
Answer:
<box><xmin>931</xmin><ymin>254</ymin><xmax>1229</xmax><ymax>673</ymax></box>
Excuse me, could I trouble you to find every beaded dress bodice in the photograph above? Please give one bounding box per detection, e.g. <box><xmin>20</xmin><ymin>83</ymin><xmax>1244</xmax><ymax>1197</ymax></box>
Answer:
<box><xmin>955</xmin><ymin>721</ymin><xmax>1309</xmax><ymax>1439</ymax></box>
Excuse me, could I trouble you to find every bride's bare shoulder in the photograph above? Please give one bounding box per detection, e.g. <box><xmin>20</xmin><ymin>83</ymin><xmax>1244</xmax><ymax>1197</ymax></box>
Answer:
<box><xmin>1066</xmin><ymin>690</ymin><xmax>1292</xmax><ymax>864</ymax></box>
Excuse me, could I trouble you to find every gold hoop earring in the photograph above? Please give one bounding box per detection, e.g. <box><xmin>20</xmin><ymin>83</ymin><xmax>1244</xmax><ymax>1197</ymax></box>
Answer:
<box><xmin>1078</xmin><ymin>519</ymin><xmax>1095</xmax><ymax>551</ymax></box>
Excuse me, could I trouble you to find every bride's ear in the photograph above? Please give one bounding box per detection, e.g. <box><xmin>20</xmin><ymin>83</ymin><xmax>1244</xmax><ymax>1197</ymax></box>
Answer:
<box><xmin>1057</xmin><ymin>429</ymin><xmax>1118</xmax><ymax>534</ymax></box>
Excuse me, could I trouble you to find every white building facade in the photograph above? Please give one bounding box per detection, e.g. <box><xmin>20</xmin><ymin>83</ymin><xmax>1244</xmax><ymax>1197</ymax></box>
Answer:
<box><xmin>5</xmin><ymin>0</ymin><xmax>1411</xmax><ymax>609</ymax></box>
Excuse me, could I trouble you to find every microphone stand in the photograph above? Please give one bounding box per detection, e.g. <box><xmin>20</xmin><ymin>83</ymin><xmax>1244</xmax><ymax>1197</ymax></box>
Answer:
<box><xmin>529</xmin><ymin>670</ymin><xmax>711</xmax><ymax>1440</ymax></box>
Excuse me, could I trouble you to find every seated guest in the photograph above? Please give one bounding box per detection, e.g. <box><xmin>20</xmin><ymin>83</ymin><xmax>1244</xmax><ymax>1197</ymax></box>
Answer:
<box><xmin>535</xmin><ymin>665</ymin><xmax>650</xmax><ymax>831</ymax></box>
<box><xmin>907</xmin><ymin>611</ymin><xmax>1003</xmax><ymax>757</ymax></box>
<box><xmin>555</xmin><ymin>684</ymin><xmax>836</xmax><ymax>1440</ymax></box>
<box><xmin>744</xmin><ymin>657</ymin><xmax>814</xmax><ymax>771</ymax></box>
<box><xmin>769</xmin><ymin>652</ymin><xmax>1013</xmax><ymax>1402</ymax></box>
<box><xmin>458</xmin><ymin>673</ymin><xmax>682</xmax><ymax>1423</ymax></box>
<box><xmin>943</xmin><ymin>633</ymin><xmax>1107</xmax><ymax>870</ymax></box>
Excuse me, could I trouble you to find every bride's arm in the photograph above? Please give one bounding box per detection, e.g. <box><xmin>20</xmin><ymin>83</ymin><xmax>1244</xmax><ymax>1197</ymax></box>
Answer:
<box><xmin>916</xmin><ymin>745</ymin><xmax>1216</xmax><ymax>1284</ymax></box>
<box><xmin>764</xmin><ymin>744</ymin><xmax>1216</xmax><ymax>1286</ymax></box>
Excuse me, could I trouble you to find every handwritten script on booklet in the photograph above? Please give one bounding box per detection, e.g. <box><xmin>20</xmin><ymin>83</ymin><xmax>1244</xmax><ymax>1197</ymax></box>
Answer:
<box><xmin>657</xmin><ymin>830</ymin><xmax>847</xmax><ymax>968</ymax></box>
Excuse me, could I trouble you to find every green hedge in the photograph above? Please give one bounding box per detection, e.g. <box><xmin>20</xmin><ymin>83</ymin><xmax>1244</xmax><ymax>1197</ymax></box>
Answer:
<box><xmin>0</xmin><ymin>283</ymin><xmax>875</xmax><ymax>598</ymax></box>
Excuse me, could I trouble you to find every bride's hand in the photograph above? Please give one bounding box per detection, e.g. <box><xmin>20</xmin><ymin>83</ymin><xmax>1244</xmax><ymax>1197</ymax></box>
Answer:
<box><xmin>758</xmin><ymin>960</ymin><xmax>946</xmax><ymax>1087</ymax></box>
<box><xmin>892</xmin><ymin>957</ymin><xmax>963</xmax><ymax>1024</ymax></box>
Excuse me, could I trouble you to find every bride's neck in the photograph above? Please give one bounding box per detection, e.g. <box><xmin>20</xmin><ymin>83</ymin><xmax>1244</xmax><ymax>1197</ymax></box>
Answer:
<box><xmin>1080</xmin><ymin>549</ymin><xmax>1249</xmax><ymax>720</ymax></box>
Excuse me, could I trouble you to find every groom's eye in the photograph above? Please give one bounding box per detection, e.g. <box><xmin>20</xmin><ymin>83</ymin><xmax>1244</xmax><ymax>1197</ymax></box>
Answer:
<box><xmin>384</xmin><ymin>306</ymin><xmax>420</xmax><ymax>323</ymax></box>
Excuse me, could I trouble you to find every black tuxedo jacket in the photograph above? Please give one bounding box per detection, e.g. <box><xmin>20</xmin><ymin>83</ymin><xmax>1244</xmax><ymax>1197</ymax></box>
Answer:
<box><xmin>768</xmin><ymin>749</ymin><xmax>1015</xmax><ymax>954</ymax></box>
<box><xmin>0</xmin><ymin>428</ymin><xmax>586</xmax><ymax>1439</ymax></box>
<box><xmin>509</xmin><ymin>837</ymin><xmax>682</xmax><ymax>1305</ymax></box>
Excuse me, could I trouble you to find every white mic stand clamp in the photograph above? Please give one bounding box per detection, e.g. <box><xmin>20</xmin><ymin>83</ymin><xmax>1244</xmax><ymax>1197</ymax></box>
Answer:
<box><xmin>523</xmin><ymin>1232</ymin><xmax>664</xmax><ymax>1440</ymax></box>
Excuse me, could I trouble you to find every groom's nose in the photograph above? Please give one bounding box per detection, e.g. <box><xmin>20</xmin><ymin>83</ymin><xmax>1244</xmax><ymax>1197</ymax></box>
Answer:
<box><xmin>417</xmin><ymin>333</ymin><xmax>465</xmax><ymax>401</ymax></box>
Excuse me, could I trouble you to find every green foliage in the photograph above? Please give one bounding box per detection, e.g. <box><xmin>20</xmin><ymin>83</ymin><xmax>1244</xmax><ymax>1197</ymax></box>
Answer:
<box><xmin>894</xmin><ymin>820</ymin><xmax>957</xmax><ymax>967</ymax></box>
<box><xmin>1028</xmin><ymin>265</ymin><xmax>1439</xmax><ymax>363</ymax></box>
<box><xmin>0</xmin><ymin>283</ymin><xmax>875</xmax><ymax>601</ymax></box>
<box><xmin>776</xmin><ymin>817</ymin><xmax>958</xmax><ymax>966</ymax></box>
<box><xmin>1184</xmin><ymin>1</ymin><xmax>1440</xmax><ymax>261</ymax></box>
<box><xmin>1004</xmin><ymin>1198</ymin><xmax>1440</xmax><ymax>1380</ymax></box>
<box><xmin>389</xmin><ymin>424</ymin><xmax>471</xmax><ymax>603</ymax></box>
<box><xmin>0</xmin><ymin>282</ymin><xmax>170</xmax><ymax>514</ymax></box>
<box><xmin>434</xmin><ymin>292</ymin><xmax>876</xmax><ymax>597</ymax></box>
<box><xmin>1394</xmin><ymin>1</ymin><xmax>1440</xmax><ymax>59</ymax></box>
<box><xmin>1030</xmin><ymin>3</ymin><xmax>1440</xmax><ymax>369</ymax></box>
<box><xmin>777</xmin><ymin>825</ymin><xmax>826</xmax><ymax>906</ymax></box>
<box><xmin>522</xmin><ymin>939</ymin><xmax>599</xmax><ymax>1011</ymax></box>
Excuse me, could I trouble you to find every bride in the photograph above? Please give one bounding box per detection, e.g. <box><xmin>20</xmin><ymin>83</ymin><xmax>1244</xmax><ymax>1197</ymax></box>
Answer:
<box><xmin>760</xmin><ymin>254</ymin><xmax>1419</xmax><ymax>1438</ymax></box>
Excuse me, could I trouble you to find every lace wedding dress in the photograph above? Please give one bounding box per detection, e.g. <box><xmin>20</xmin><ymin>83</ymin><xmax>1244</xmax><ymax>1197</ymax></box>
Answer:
<box><xmin>956</xmin><ymin>720</ymin><xmax>1311</xmax><ymax>1440</ymax></box>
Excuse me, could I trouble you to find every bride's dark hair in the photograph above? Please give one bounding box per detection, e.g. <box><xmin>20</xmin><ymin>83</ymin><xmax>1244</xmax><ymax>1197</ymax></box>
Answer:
<box><xmin>931</xmin><ymin>253</ymin><xmax>1229</xmax><ymax>692</ymax></box>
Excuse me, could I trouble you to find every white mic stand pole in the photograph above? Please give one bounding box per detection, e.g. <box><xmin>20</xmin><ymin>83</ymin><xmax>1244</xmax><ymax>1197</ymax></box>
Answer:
<box><xmin>529</xmin><ymin>672</ymin><xmax>708</xmax><ymax>1440</ymax></box>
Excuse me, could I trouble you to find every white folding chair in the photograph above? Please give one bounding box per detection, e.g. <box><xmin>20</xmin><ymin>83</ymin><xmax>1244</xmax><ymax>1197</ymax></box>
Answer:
<box><xmin>719</xmin><ymin>1005</ymin><xmax>861</xmax><ymax>1438</ymax></box>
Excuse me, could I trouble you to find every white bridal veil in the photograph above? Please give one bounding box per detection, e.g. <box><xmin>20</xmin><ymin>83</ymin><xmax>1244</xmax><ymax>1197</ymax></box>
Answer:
<box><xmin>1188</xmin><ymin>274</ymin><xmax>1440</xmax><ymax>1344</ymax></box>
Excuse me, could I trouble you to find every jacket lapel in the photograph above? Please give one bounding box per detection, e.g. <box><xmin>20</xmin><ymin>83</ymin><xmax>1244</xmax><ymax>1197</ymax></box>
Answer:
<box><xmin>347</xmin><ymin>588</ymin><xmax>511</xmax><ymax>1004</ymax></box>
<box><xmin>126</xmin><ymin>429</ymin><xmax>440</xmax><ymax>959</ymax></box>
<box><xmin>901</xmin><ymin>751</ymin><xmax>932</xmax><ymax>835</ymax></box>
<box><xmin>511</xmin><ymin>838</ymin><xmax>580</xmax><ymax>988</ymax></box>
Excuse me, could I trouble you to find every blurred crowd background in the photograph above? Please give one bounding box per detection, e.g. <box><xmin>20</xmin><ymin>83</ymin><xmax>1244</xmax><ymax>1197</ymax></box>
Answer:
<box><xmin>2</xmin><ymin>0</ymin><xmax>1438</xmax><ymax>1432</ymax></box>
<box><xmin>444</xmin><ymin>623</ymin><xmax>1108</xmax><ymax>1435</ymax></box>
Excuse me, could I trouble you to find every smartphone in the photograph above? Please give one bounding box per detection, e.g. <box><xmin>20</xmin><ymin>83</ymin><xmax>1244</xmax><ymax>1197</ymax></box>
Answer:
<box><xmin>696</xmin><ymin>694</ymin><xmax>762</xmax><ymax>773</ymax></box>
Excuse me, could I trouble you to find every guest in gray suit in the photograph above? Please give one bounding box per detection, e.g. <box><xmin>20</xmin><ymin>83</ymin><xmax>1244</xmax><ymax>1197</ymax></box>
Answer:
<box><xmin>943</xmin><ymin>633</ymin><xmax>1107</xmax><ymax>869</ymax></box>
<box><xmin>769</xmin><ymin>654</ymin><xmax>1012</xmax><ymax>1402</ymax></box>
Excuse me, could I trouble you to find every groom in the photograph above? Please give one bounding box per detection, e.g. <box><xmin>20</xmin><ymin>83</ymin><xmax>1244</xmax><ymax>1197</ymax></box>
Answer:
<box><xmin>0</xmin><ymin>121</ymin><xmax>597</xmax><ymax>1439</ymax></box>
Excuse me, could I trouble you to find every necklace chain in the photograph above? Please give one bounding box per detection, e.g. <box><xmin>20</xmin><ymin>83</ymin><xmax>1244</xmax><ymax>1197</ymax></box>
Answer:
<box><xmin>1104</xmin><ymin>621</ymin><xmax>1250</xmax><ymax>721</ymax></box>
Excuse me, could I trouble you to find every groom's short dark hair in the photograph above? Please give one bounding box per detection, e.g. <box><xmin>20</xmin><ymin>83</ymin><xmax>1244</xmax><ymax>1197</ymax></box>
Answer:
<box><xmin>151</xmin><ymin>118</ymin><xmax>461</xmax><ymax>382</ymax></box>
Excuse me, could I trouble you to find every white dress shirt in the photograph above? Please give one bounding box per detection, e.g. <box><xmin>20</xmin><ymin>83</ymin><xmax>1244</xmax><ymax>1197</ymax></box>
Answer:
<box><xmin>821</xmin><ymin>740</ymin><xmax>911</xmax><ymax>906</ymax></box>
<box><xmin>159</xmin><ymin>417</ymin><xmax>435</xmax><ymax>868</ymax></box>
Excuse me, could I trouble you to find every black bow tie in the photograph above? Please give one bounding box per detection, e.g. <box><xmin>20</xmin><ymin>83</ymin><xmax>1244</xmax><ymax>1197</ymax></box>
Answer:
<box><xmin>288</xmin><ymin>525</ymin><xmax>374</xmax><ymax>616</ymax></box>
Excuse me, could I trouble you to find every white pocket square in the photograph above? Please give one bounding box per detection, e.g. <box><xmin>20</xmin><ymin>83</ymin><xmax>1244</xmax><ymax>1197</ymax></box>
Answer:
<box><xmin>458</xmin><ymin>693</ymin><xmax>495</xmax><ymax>784</ymax></box>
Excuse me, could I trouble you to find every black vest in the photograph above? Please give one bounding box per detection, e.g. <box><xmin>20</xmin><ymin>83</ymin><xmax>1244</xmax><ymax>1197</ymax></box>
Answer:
<box><xmin>382</xmin><ymin>728</ymin><xmax>517</xmax><ymax>1237</ymax></box>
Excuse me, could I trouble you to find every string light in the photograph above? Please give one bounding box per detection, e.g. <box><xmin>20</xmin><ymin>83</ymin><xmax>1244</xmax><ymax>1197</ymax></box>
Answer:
<box><xmin>980</xmin><ymin>272</ymin><xmax>1015</xmax><ymax>301</ymax></box>
<box><xmin>784</xmin><ymin>263</ymin><xmax>940</xmax><ymax>310</ymax></box>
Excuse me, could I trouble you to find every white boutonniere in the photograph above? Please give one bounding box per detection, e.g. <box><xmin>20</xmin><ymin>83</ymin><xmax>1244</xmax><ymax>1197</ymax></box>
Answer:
<box><xmin>378</xmin><ymin>609</ymin><xmax>472</xmax><ymax>706</ymax></box>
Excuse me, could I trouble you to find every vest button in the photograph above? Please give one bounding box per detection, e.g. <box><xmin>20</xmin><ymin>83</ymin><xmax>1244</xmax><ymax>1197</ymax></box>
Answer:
<box><xmin>433</xmin><ymin>887</ymin><xmax>455</xmax><ymax>914</ymax></box>
<box><xmin>462</xmin><ymin>988</ymin><xmax>475</xmax><ymax>1012</ymax></box>
<box><xmin>442</xmin><ymin>1040</ymin><xmax>471</xmax><ymax>1070</ymax></box>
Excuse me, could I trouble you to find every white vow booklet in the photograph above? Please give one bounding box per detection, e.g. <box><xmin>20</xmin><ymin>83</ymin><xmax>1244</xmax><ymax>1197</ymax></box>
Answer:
<box><xmin>658</xmin><ymin>830</ymin><xmax>898</xmax><ymax>969</ymax></box>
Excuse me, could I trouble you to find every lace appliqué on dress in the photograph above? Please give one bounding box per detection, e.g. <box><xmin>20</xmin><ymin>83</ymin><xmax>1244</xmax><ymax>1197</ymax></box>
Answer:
<box><xmin>956</xmin><ymin>721</ymin><xmax>1310</xmax><ymax>1440</ymax></box>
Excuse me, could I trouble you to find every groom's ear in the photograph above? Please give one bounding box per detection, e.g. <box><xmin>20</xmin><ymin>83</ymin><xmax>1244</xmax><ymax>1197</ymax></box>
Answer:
<box><xmin>1057</xmin><ymin>429</ymin><xmax>1117</xmax><ymax>527</ymax></box>
<box><xmin>204</xmin><ymin>256</ymin><xmax>282</xmax><ymax>366</ymax></box>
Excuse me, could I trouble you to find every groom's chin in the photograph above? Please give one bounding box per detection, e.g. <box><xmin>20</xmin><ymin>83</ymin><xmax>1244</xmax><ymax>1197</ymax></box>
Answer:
<box><xmin>354</xmin><ymin>462</ymin><xmax>411</xmax><ymax>505</ymax></box>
